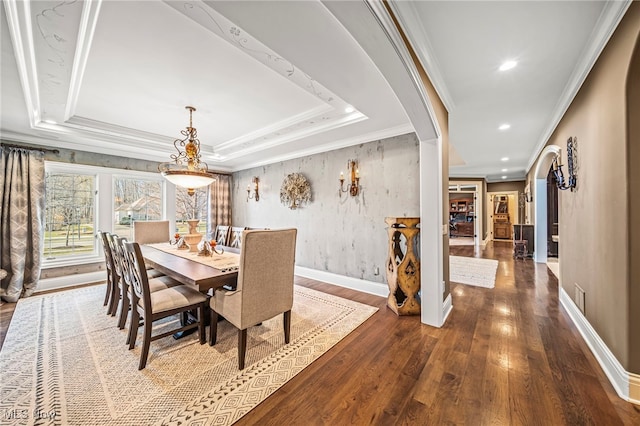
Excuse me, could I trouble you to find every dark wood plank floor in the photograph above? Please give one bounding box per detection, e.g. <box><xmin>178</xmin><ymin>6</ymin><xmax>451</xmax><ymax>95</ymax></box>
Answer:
<box><xmin>1</xmin><ymin>241</ymin><xmax>639</xmax><ymax>424</ymax></box>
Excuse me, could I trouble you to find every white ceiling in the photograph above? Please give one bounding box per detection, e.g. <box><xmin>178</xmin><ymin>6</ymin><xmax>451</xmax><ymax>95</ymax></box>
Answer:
<box><xmin>391</xmin><ymin>0</ymin><xmax>630</xmax><ymax>181</ymax></box>
<box><xmin>0</xmin><ymin>1</ymin><xmax>631</xmax><ymax>180</ymax></box>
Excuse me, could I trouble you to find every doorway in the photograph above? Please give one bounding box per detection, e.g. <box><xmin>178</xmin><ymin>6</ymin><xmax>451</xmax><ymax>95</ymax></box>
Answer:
<box><xmin>448</xmin><ymin>182</ymin><xmax>482</xmax><ymax>246</ymax></box>
<box><xmin>532</xmin><ymin>145</ymin><xmax>561</xmax><ymax>263</ymax></box>
<box><xmin>547</xmin><ymin>167</ymin><xmax>559</xmax><ymax>257</ymax></box>
<box><xmin>486</xmin><ymin>191</ymin><xmax>519</xmax><ymax>242</ymax></box>
<box><xmin>448</xmin><ymin>191</ymin><xmax>476</xmax><ymax>245</ymax></box>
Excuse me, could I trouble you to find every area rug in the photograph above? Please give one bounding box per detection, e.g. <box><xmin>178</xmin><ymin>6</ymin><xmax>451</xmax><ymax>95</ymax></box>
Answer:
<box><xmin>0</xmin><ymin>284</ymin><xmax>377</xmax><ymax>425</ymax></box>
<box><xmin>449</xmin><ymin>237</ymin><xmax>475</xmax><ymax>246</ymax></box>
<box><xmin>450</xmin><ymin>255</ymin><xmax>499</xmax><ymax>288</ymax></box>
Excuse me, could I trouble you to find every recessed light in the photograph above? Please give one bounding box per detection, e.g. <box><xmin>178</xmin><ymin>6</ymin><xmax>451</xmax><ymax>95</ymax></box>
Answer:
<box><xmin>502</xmin><ymin>176</ymin><xmax>507</xmax><ymax>179</ymax></box>
<box><xmin>499</xmin><ymin>60</ymin><xmax>517</xmax><ymax>71</ymax></box>
<box><xmin>345</xmin><ymin>106</ymin><xmax>355</xmax><ymax>113</ymax></box>
<box><xmin>501</xmin><ymin>157</ymin><xmax>509</xmax><ymax>162</ymax></box>
<box><xmin>498</xmin><ymin>124</ymin><xmax>510</xmax><ymax>130</ymax></box>
<box><xmin>501</xmin><ymin>168</ymin><xmax>508</xmax><ymax>172</ymax></box>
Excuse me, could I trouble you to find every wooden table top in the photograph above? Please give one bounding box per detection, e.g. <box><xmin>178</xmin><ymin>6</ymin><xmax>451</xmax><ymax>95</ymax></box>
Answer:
<box><xmin>140</xmin><ymin>245</ymin><xmax>239</xmax><ymax>293</ymax></box>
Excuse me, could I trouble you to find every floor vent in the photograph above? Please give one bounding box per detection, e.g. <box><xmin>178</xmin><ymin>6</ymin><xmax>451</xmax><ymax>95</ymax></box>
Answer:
<box><xmin>574</xmin><ymin>284</ymin><xmax>586</xmax><ymax>315</ymax></box>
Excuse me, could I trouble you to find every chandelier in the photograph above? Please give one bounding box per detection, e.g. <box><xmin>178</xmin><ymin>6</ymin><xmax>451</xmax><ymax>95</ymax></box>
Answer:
<box><xmin>159</xmin><ymin>106</ymin><xmax>216</xmax><ymax>195</ymax></box>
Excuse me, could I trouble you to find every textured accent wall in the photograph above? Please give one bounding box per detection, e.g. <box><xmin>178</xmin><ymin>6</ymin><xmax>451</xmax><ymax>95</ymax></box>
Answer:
<box><xmin>232</xmin><ymin>133</ymin><xmax>420</xmax><ymax>284</ymax></box>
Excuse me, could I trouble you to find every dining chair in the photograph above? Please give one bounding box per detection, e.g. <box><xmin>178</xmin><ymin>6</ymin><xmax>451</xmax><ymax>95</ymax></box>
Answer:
<box><xmin>98</xmin><ymin>231</ymin><xmax>118</xmax><ymax>315</ymax></box>
<box><xmin>214</xmin><ymin>225</ymin><xmax>231</xmax><ymax>246</ymax></box>
<box><xmin>123</xmin><ymin>241</ymin><xmax>207</xmax><ymax>370</ymax></box>
<box><xmin>132</xmin><ymin>220</ymin><xmax>170</xmax><ymax>244</ymax></box>
<box><xmin>229</xmin><ymin>226</ymin><xmax>246</xmax><ymax>248</ymax></box>
<box><xmin>111</xmin><ymin>235</ymin><xmax>179</xmax><ymax>331</ymax></box>
<box><xmin>209</xmin><ymin>228</ymin><xmax>297</xmax><ymax>369</ymax></box>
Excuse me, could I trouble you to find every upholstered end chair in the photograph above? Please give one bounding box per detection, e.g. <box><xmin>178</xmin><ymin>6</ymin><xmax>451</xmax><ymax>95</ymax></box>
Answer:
<box><xmin>133</xmin><ymin>220</ymin><xmax>170</xmax><ymax>244</ymax></box>
<box><xmin>209</xmin><ymin>228</ymin><xmax>297</xmax><ymax>369</ymax></box>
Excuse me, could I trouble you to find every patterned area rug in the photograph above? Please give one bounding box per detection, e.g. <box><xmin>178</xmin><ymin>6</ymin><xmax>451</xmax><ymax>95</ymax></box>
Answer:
<box><xmin>0</xmin><ymin>284</ymin><xmax>377</xmax><ymax>425</ymax></box>
<box><xmin>450</xmin><ymin>255</ymin><xmax>499</xmax><ymax>288</ymax></box>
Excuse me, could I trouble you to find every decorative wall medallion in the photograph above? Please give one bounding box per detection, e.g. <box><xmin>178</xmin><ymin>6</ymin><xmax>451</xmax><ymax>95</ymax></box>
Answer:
<box><xmin>280</xmin><ymin>173</ymin><xmax>311</xmax><ymax>209</ymax></box>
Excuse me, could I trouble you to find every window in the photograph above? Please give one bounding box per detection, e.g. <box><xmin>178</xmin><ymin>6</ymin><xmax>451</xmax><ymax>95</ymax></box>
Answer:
<box><xmin>113</xmin><ymin>177</ymin><xmax>163</xmax><ymax>240</ymax></box>
<box><xmin>44</xmin><ymin>162</ymin><xmax>168</xmax><ymax>267</ymax></box>
<box><xmin>175</xmin><ymin>187</ymin><xmax>208</xmax><ymax>235</ymax></box>
<box><xmin>44</xmin><ymin>167</ymin><xmax>97</xmax><ymax>261</ymax></box>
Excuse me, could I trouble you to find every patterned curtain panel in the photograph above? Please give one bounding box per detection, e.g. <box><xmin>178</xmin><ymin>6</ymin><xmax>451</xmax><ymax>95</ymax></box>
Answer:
<box><xmin>208</xmin><ymin>174</ymin><xmax>232</xmax><ymax>234</ymax></box>
<box><xmin>0</xmin><ymin>147</ymin><xmax>46</xmax><ymax>302</ymax></box>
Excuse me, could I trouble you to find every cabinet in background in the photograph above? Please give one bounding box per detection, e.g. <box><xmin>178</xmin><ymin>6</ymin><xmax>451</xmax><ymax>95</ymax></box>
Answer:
<box><xmin>494</xmin><ymin>221</ymin><xmax>511</xmax><ymax>239</ymax></box>
<box><xmin>493</xmin><ymin>195</ymin><xmax>512</xmax><ymax>240</ymax></box>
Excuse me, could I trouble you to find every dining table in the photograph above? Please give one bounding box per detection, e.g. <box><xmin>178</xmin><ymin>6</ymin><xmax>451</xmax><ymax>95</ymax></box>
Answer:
<box><xmin>139</xmin><ymin>243</ymin><xmax>241</xmax><ymax>338</ymax></box>
<box><xmin>139</xmin><ymin>243</ymin><xmax>240</xmax><ymax>294</ymax></box>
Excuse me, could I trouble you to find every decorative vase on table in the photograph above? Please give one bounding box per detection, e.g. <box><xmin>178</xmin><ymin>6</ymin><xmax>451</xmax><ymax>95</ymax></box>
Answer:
<box><xmin>182</xmin><ymin>219</ymin><xmax>202</xmax><ymax>252</ymax></box>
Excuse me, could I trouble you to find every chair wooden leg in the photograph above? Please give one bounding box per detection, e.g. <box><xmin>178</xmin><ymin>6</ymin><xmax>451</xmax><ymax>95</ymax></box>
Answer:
<box><xmin>117</xmin><ymin>288</ymin><xmax>129</xmax><ymax>330</ymax></box>
<box><xmin>209</xmin><ymin>309</ymin><xmax>218</xmax><ymax>346</ymax></box>
<box><xmin>109</xmin><ymin>281</ymin><xmax>120</xmax><ymax>317</ymax></box>
<box><xmin>238</xmin><ymin>328</ymin><xmax>247</xmax><ymax>370</ymax></box>
<box><xmin>139</xmin><ymin>317</ymin><xmax>152</xmax><ymax>370</ymax></box>
<box><xmin>128</xmin><ymin>310</ymin><xmax>139</xmax><ymax>349</ymax></box>
<box><xmin>284</xmin><ymin>310</ymin><xmax>291</xmax><ymax>344</ymax></box>
<box><xmin>103</xmin><ymin>277</ymin><xmax>111</xmax><ymax>307</ymax></box>
<box><xmin>198</xmin><ymin>304</ymin><xmax>205</xmax><ymax>345</ymax></box>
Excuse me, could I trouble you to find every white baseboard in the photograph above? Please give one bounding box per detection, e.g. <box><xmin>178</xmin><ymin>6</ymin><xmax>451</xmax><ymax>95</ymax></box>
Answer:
<box><xmin>559</xmin><ymin>286</ymin><xmax>639</xmax><ymax>404</ymax></box>
<box><xmin>442</xmin><ymin>293</ymin><xmax>453</xmax><ymax>322</ymax></box>
<box><xmin>36</xmin><ymin>271</ymin><xmax>105</xmax><ymax>293</ymax></box>
<box><xmin>295</xmin><ymin>266</ymin><xmax>389</xmax><ymax>297</ymax></box>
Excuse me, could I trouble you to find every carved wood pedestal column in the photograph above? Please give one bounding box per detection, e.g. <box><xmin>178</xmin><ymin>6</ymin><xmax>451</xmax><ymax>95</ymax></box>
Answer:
<box><xmin>385</xmin><ymin>217</ymin><xmax>420</xmax><ymax>315</ymax></box>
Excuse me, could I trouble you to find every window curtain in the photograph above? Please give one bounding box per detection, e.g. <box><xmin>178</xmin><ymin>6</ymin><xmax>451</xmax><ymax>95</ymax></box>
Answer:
<box><xmin>0</xmin><ymin>146</ymin><xmax>46</xmax><ymax>302</ymax></box>
<box><xmin>208</xmin><ymin>174</ymin><xmax>232</xmax><ymax>234</ymax></box>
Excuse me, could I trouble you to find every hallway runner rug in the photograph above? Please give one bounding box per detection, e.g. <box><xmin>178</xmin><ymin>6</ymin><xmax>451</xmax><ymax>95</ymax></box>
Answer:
<box><xmin>0</xmin><ymin>284</ymin><xmax>377</xmax><ymax>425</ymax></box>
<box><xmin>450</xmin><ymin>255</ymin><xmax>499</xmax><ymax>288</ymax></box>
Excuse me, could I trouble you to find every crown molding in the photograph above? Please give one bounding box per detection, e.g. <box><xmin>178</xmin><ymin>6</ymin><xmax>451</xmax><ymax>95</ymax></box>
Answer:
<box><xmin>231</xmin><ymin>123</ymin><xmax>414</xmax><ymax>172</ymax></box>
<box><xmin>65</xmin><ymin>0</ymin><xmax>103</xmax><ymax>121</ymax></box>
<box><xmin>526</xmin><ymin>0</ymin><xmax>632</xmax><ymax>173</ymax></box>
<box><xmin>386</xmin><ymin>1</ymin><xmax>455</xmax><ymax>112</ymax></box>
<box><xmin>4</xmin><ymin>0</ymin><xmax>40</xmax><ymax>126</ymax></box>
<box><xmin>219</xmin><ymin>111</ymin><xmax>368</xmax><ymax>162</ymax></box>
<box><xmin>0</xmin><ymin>128</ymin><xmax>171</xmax><ymax>164</ymax></box>
<box><xmin>357</xmin><ymin>0</ymin><xmax>440</xmax><ymax>142</ymax></box>
<box><xmin>214</xmin><ymin>104</ymin><xmax>333</xmax><ymax>152</ymax></box>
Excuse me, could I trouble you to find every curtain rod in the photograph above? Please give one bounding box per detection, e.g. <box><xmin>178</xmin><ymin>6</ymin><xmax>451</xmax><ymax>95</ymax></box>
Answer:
<box><xmin>1</xmin><ymin>142</ymin><xmax>60</xmax><ymax>154</ymax></box>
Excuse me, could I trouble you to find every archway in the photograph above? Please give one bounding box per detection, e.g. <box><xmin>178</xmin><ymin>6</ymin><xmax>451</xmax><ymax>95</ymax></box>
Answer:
<box><xmin>533</xmin><ymin>145</ymin><xmax>561</xmax><ymax>263</ymax></box>
<box><xmin>627</xmin><ymin>25</ymin><xmax>640</xmax><ymax>371</ymax></box>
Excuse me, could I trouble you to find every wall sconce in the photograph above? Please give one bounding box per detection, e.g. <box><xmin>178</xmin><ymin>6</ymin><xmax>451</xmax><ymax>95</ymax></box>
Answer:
<box><xmin>246</xmin><ymin>176</ymin><xmax>259</xmax><ymax>202</ymax></box>
<box><xmin>339</xmin><ymin>160</ymin><xmax>360</xmax><ymax>197</ymax></box>
<box><xmin>552</xmin><ymin>136</ymin><xmax>577</xmax><ymax>191</ymax></box>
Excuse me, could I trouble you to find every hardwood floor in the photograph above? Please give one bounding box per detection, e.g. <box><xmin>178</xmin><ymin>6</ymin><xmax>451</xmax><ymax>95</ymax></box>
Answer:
<box><xmin>1</xmin><ymin>241</ymin><xmax>639</xmax><ymax>424</ymax></box>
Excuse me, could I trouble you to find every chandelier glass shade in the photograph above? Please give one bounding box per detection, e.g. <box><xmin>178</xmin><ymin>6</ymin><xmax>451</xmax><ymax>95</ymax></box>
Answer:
<box><xmin>159</xmin><ymin>106</ymin><xmax>216</xmax><ymax>194</ymax></box>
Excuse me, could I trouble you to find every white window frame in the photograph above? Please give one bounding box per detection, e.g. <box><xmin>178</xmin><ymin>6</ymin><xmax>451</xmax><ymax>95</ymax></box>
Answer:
<box><xmin>43</xmin><ymin>162</ymin><xmax>173</xmax><ymax>268</ymax></box>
